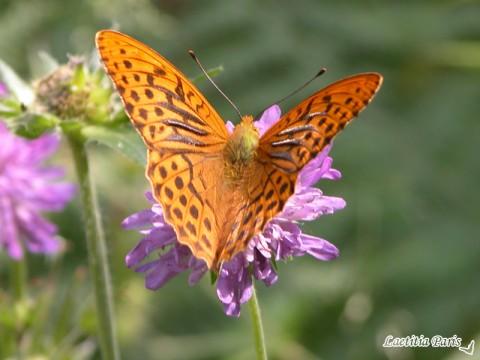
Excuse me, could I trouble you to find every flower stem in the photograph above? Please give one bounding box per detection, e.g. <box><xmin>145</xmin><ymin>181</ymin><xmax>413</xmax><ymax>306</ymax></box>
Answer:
<box><xmin>10</xmin><ymin>257</ymin><xmax>27</xmax><ymax>360</ymax></box>
<box><xmin>10</xmin><ymin>256</ymin><xmax>27</xmax><ymax>302</ymax></box>
<box><xmin>248</xmin><ymin>281</ymin><xmax>268</xmax><ymax>360</ymax></box>
<box><xmin>68</xmin><ymin>137</ymin><xmax>120</xmax><ymax>360</ymax></box>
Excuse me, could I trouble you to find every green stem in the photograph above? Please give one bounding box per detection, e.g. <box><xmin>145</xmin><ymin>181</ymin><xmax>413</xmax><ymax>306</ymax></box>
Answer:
<box><xmin>10</xmin><ymin>256</ymin><xmax>27</xmax><ymax>302</ymax></box>
<box><xmin>9</xmin><ymin>254</ymin><xmax>27</xmax><ymax>358</ymax></box>
<box><xmin>248</xmin><ymin>281</ymin><xmax>268</xmax><ymax>360</ymax></box>
<box><xmin>68</xmin><ymin>137</ymin><xmax>120</xmax><ymax>360</ymax></box>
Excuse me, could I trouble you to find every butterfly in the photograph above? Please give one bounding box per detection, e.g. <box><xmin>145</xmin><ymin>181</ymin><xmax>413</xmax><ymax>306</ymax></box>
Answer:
<box><xmin>96</xmin><ymin>30</ymin><xmax>382</xmax><ymax>271</ymax></box>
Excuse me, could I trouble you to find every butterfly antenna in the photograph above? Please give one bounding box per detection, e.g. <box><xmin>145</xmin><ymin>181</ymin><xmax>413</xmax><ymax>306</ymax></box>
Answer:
<box><xmin>256</xmin><ymin>67</ymin><xmax>327</xmax><ymax>118</ymax></box>
<box><xmin>188</xmin><ymin>50</ymin><xmax>243</xmax><ymax>121</ymax></box>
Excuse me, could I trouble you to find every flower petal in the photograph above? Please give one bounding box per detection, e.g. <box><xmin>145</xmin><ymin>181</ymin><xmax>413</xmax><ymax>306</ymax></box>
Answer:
<box><xmin>226</xmin><ymin>121</ymin><xmax>235</xmax><ymax>134</ymax></box>
<box><xmin>300</xmin><ymin>233</ymin><xmax>340</xmax><ymax>260</ymax></box>
<box><xmin>216</xmin><ymin>255</ymin><xmax>253</xmax><ymax>317</ymax></box>
<box><xmin>297</xmin><ymin>145</ymin><xmax>340</xmax><ymax>189</ymax></box>
<box><xmin>15</xmin><ymin>207</ymin><xmax>61</xmax><ymax>254</ymax></box>
<box><xmin>0</xmin><ymin>127</ymin><xmax>74</xmax><ymax>259</ymax></box>
<box><xmin>255</xmin><ymin>105</ymin><xmax>281</xmax><ymax>136</ymax></box>
<box><xmin>188</xmin><ymin>258</ymin><xmax>208</xmax><ymax>285</ymax></box>
<box><xmin>0</xmin><ymin>83</ymin><xmax>7</xmax><ymax>97</ymax></box>
<box><xmin>0</xmin><ymin>195</ymin><xmax>22</xmax><ymax>259</ymax></box>
<box><xmin>253</xmin><ymin>251</ymin><xmax>278</xmax><ymax>286</ymax></box>
<box><xmin>281</xmin><ymin>188</ymin><xmax>346</xmax><ymax>221</ymax></box>
<box><xmin>140</xmin><ymin>245</ymin><xmax>192</xmax><ymax>289</ymax></box>
<box><xmin>122</xmin><ymin>208</ymin><xmax>158</xmax><ymax>230</ymax></box>
<box><xmin>125</xmin><ymin>227</ymin><xmax>177</xmax><ymax>267</ymax></box>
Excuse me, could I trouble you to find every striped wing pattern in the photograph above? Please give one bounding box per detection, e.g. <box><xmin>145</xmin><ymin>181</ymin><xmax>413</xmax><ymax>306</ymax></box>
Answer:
<box><xmin>97</xmin><ymin>30</ymin><xmax>383</xmax><ymax>270</ymax></box>
<box><xmin>96</xmin><ymin>30</ymin><xmax>228</xmax><ymax>267</ymax></box>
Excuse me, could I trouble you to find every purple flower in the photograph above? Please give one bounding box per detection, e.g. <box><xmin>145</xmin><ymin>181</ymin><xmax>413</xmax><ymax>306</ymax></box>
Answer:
<box><xmin>123</xmin><ymin>105</ymin><xmax>345</xmax><ymax>317</ymax></box>
<box><xmin>0</xmin><ymin>122</ymin><xmax>76</xmax><ymax>259</ymax></box>
<box><xmin>0</xmin><ymin>83</ymin><xmax>7</xmax><ymax>98</ymax></box>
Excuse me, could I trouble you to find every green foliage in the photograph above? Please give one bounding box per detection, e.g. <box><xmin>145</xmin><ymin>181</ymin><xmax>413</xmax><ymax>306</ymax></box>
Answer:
<box><xmin>0</xmin><ymin>258</ymin><xmax>96</xmax><ymax>359</ymax></box>
<box><xmin>10</xmin><ymin>112</ymin><xmax>59</xmax><ymax>138</ymax></box>
<box><xmin>0</xmin><ymin>58</ymin><xmax>34</xmax><ymax>105</ymax></box>
<box><xmin>82</xmin><ymin>124</ymin><xmax>147</xmax><ymax>166</ymax></box>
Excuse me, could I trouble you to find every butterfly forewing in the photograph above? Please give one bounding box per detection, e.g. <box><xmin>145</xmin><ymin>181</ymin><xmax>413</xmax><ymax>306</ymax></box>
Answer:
<box><xmin>96</xmin><ymin>30</ymin><xmax>230</xmax><ymax>268</ymax></box>
<box><xmin>260</xmin><ymin>73</ymin><xmax>382</xmax><ymax>173</ymax></box>
<box><xmin>96</xmin><ymin>30</ymin><xmax>228</xmax><ymax>153</ymax></box>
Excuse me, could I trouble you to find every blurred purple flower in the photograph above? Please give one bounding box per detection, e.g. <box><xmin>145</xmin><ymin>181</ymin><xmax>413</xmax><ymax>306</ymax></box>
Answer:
<box><xmin>0</xmin><ymin>83</ymin><xmax>7</xmax><ymax>97</ymax></box>
<box><xmin>123</xmin><ymin>105</ymin><xmax>345</xmax><ymax>317</ymax></box>
<box><xmin>0</xmin><ymin>121</ymin><xmax>76</xmax><ymax>259</ymax></box>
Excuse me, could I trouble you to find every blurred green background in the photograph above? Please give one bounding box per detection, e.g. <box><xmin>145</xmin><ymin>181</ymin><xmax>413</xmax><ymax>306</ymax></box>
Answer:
<box><xmin>1</xmin><ymin>0</ymin><xmax>479</xmax><ymax>359</ymax></box>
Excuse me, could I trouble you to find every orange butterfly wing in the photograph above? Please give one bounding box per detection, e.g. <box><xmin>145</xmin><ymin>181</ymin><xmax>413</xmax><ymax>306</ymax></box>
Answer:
<box><xmin>215</xmin><ymin>74</ymin><xmax>383</xmax><ymax>263</ymax></box>
<box><xmin>97</xmin><ymin>30</ymin><xmax>383</xmax><ymax>269</ymax></box>
<box><xmin>96</xmin><ymin>30</ymin><xmax>229</xmax><ymax>268</ymax></box>
<box><xmin>260</xmin><ymin>73</ymin><xmax>382</xmax><ymax>172</ymax></box>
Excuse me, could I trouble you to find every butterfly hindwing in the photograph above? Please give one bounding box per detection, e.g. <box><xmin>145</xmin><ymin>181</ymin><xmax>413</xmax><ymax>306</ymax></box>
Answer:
<box><xmin>216</xmin><ymin>163</ymin><xmax>296</xmax><ymax>265</ymax></box>
<box><xmin>147</xmin><ymin>150</ymin><xmax>223</xmax><ymax>267</ymax></box>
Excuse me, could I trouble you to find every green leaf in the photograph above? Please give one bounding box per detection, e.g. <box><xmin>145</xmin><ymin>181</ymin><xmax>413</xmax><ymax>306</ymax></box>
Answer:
<box><xmin>271</xmin><ymin>257</ymin><xmax>278</xmax><ymax>271</ymax></box>
<box><xmin>210</xmin><ymin>270</ymin><xmax>218</xmax><ymax>285</ymax></box>
<box><xmin>82</xmin><ymin>124</ymin><xmax>146</xmax><ymax>165</ymax></box>
<box><xmin>10</xmin><ymin>112</ymin><xmax>59</xmax><ymax>138</ymax></box>
<box><xmin>71</xmin><ymin>63</ymin><xmax>86</xmax><ymax>89</ymax></box>
<box><xmin>34</xmin><ymin>51</ymin><xmax>60</xmax><ymax>77</ymax></box>
<box><xmin>0</xmin><ymin>59</ymin><xmax>34</xmax><ymax>105</ymax></box>
<box><xmin>0</xmin><ymin>98</ymin><xmax>24</xmax><ymax>118</ymax></box>
<box><xmin>110</xmin><ymin>108</ymin><xmax>129</xmax><ymax>125</ymax></box>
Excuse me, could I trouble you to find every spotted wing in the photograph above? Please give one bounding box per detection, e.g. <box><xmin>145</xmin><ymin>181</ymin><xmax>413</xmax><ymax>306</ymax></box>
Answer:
<box><xmin>214</xmin><ymin>162</ymin><xmax>296</xmax><ymax>268</ymax></box>
<box><xmin>147</xmin><ymin>150</ymin><xmax>224</xmax><ymax>267</ymax></box>
<box><xmin>96</xmin><ymin>30</ymin><xmax>228</xmax><ymax>152</ymax></box>
<box><xmin>215</xmin><ymin>73</ymin><xmax>383</xmax><ymax>265</ymax></box>
<box><xmin>260</xmin><ymin>73</ymin><xmax>382</xmax><ymax>173</ymax></box>
<box><xmin>96</xmin><ymin>30</ymin><xmax>229</xmax><ymax>268</ymax></box>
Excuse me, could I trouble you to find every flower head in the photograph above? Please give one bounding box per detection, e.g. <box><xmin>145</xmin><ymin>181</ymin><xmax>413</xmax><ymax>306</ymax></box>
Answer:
<box><xmin>124</xmin><ymin>105</ymin><xmax>345</xmax><ymax>316</ymax></box>
<box><xmin>32</xmin><ymin>56</ymin><xmax>114</xmax><ymax>124</ymax></box>
<box><xmin>0</xmin><ymin>121</ymin><xmax>76</xmax><ymax>259</ymax></box>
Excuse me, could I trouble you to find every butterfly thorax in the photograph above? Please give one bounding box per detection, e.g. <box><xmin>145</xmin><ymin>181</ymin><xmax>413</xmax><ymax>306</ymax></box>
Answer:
<box><xmin>223</xmin><ymin>115</ymin><xmax>259</xmax><ymax>183</ymax></box>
